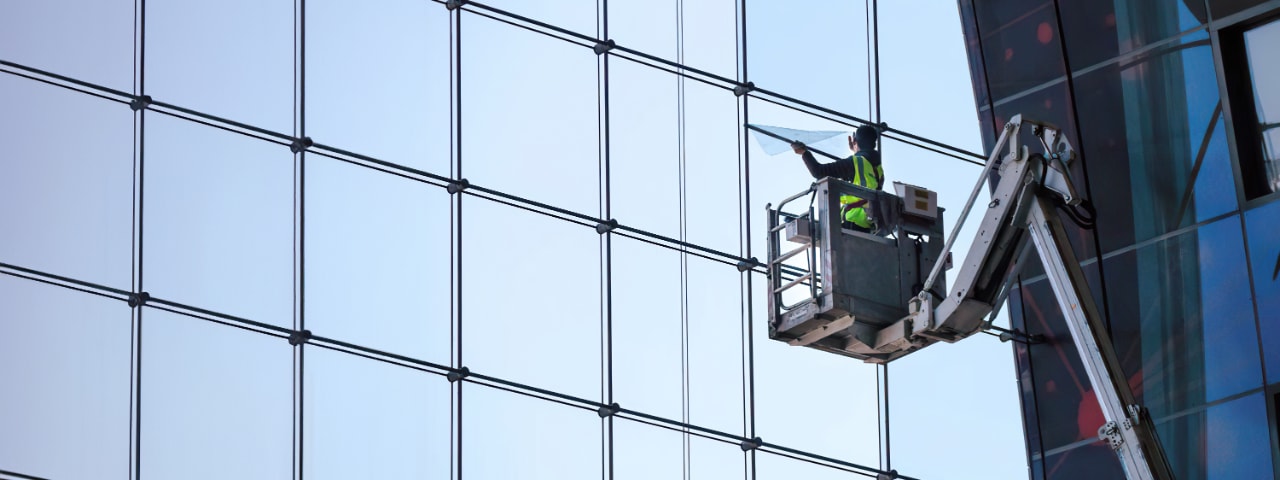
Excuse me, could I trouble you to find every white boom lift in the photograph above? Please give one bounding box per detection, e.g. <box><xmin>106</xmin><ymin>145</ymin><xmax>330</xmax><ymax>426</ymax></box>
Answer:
<box><xmin>765</xmin><ymin>115</ymin><xmax>1174</xmax><ymax>479</ymax></box>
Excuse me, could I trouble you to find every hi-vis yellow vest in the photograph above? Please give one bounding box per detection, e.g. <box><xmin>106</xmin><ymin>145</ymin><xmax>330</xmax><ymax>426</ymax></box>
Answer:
<box><xmin>837</xmin><ymin>153</ymin><xmax>881</xmax><ymax>228</ymax></box>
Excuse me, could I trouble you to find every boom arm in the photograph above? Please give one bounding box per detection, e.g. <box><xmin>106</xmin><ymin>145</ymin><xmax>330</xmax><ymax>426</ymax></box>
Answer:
<box><xmin>909</xmin><ymin>116</ymin><xmax>1174</xmax><ymax>479</ymax></box>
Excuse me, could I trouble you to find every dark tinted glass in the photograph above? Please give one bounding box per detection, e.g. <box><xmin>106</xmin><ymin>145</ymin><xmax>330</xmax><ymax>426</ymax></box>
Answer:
<box><xmin>1073</xmin><ymin>32</ymin><xmax>1235</xmax><ymax>253</ymax></box>
<box><xmin>974</xmin><ymin>0</ymin><xmax>1066</xmax><ymax>102</ymax></box>
<box><xmin>1103</xmin><ymin>216</ymin><xmax>1261</xmax><ymax>419</ymax></box>
<box><xmin>1155</xmin><ymin>392</ymin><xmax>1273</xmax><ymax>478</ymax></box>
<box><xmin>1043</xmin><ymin>442</ymin><xmax>1124</xmax><ymax>480</ymax></box>
<box><xmin>1060</xmin><ymin>0</ymin><xmax>1207</xmax><ymax>70</ymax></box>
<box><xmin>1210</xmin><ymin>0</ymin><xmax>1269</xmax><ymax>19</ymax></box>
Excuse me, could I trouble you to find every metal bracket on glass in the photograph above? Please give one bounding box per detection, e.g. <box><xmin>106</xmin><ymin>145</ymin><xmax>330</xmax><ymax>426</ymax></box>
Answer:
<box><xmin>445</xmin><ymin>0</ymin><xmax>467</xmax><ymax>11</ymax></box>
<box><xmin>1098</xmin><ymin>420</ymin><xmax>1125</xmax><ymax>452</ymax></box>
<box><xmin>595</xmin><ymin>218</ymin><xmax>619</xmax><ymax>234</ymax></box>
<box><xmin>733</xmin><ymin>82</ymin><xmax>755</xmax><ymax>97</ymax></box>
<box><xmin>875</xmin><ymin>470</ymin><xmax>899</xmax><ymax>480</ymax></box>
<box><xmin>288</xmin><ymin>329</ymin><xmax>312</xmax><ymax>346</ymax></box>
<box><xmin>739</xmin><ymin>436</ymin><xmax>763</xmax><ymax>451</ymax></box>
<box><xmin>596</xmin><ymin>402</ymin><xmax>621</xmax><ymax>418</ymax></box>
<box><xmin>290</xmin><ymin>136</ymin><xmax>313</xmax><ymax>154</ymax></box>
<box><xmin>736</xmin><ymin>257</ymin><xmax>759</xmax><ymax>273</ymax></box>
<box><xmin>593</xmin><ymin>39</ymin><xmax>616</xmax><ymax>55</ymax></box>
<box><xmin>447</xmin><ymin>178</ymin><xmax>470</xmax><ymax>195</ymax></box>
<box><xmin>127</xmin><ymin>291</ymin><xmax>151</xmax><ymax>308</ymax></box>
<box><xmin>447</xmin><ymin>366</ymin><xmax>471</xmax><ymax>383</ymax></box>
<box><xmin>129</xmin><ymin>95</ymin><xmax>152</xmax><ymax>112</ymax></box>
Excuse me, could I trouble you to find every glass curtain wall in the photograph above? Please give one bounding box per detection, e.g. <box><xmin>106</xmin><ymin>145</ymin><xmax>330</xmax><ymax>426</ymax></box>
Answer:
<box><xmin>0</xmin><ymin>1</ymin><xmax>1003</xmax><ymax>479</ymax></box>
<box><xmin>959</xmin><ymin>0</ymin><xmax>1280</xmax><ymax>478</ymax></box>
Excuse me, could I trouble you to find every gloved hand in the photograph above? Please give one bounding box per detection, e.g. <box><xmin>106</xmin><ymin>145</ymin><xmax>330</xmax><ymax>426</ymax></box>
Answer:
<box><xmin>790</xmin><ymin>141</ymin><xmax>806</xmax><ymax>154</ymax></box>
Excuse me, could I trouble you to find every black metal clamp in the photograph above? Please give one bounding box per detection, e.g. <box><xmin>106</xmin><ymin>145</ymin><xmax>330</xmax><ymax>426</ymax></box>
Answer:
<box><xmin>445</xmin><ymin>0</ymin><xmax>467</xmax><ymax>11</ymax></box>
<box><xmin>739</xmin><ymin>436</ymin><xmax>763</xmax><ymax>451</ymax></box>
<box><xmin>288</xmin><ymin>329</ymin><xmax>313</xmax><ymax>346</ymax></box>
<box><xmin>732</xmin><ymin>82</ymin><xmax>755</xmax><ymax>97</ymax></box>
<box><xmin>736</xmin><ymin>257</ymin><xmax>759</xmax><ymax>273</ymax></box>
<box><xmin>593</xmin><ymin>39</ymin><xmax>616</xmax><ymax>55</ymax></box>
<box><xmin>127</xmin><ymin>291</ymin><xmax>151</xmax><ymax>308</ymax></box>
<box><xmin>447</xmin><ymin>366</ymin><xmax>471</xmax><ymax>383</ymax></box>
<box><xmin>595</xmin><ymin>219</ymin><xmax>619</xmax><ymax>234</ymax></box>
<box><xmin>447</xmin><ymin>178</ymin><xmax>470</xmax><ymax>195</ymax></box>
<box><xmin>596</xmin><ymin>402</ymin><xmax>621</xmax><ymax>418</ymax></box>
<box><xmin>129</xmin><ymin>95</ymin><xmax>152</xmax><ymax>112</ymax></box>
<box><xmin>290</xmin><ymin>137</ymin><xmax>314</xmax><ymax>154</ymax></box>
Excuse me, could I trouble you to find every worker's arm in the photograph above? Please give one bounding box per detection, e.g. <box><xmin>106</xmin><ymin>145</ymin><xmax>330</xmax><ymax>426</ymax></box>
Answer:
<box><xmin>791</xmin><ymin>141</ymin><xmax>845</xmax><ymax>179</ymax></box>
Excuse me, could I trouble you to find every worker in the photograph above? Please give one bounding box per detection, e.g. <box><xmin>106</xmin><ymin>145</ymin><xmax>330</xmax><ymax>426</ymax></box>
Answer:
<box><xmin>791</xmin><ymin>125</ymin><xmax>884</xmax><ymax>232</ymax></box>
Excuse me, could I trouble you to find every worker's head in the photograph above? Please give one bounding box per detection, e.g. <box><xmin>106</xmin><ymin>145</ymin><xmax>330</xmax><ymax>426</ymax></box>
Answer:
<box><xmin>855</xmin><ymin>125</ymin><xmax>879</xmax><ymax>151</ymax></box>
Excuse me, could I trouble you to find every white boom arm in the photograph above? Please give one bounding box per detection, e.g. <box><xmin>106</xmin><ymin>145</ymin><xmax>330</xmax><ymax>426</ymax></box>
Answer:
<box><xmin>909</xmin><ymin>116</ymin><xmax>1174</xmax><ymax>480</ymax></box>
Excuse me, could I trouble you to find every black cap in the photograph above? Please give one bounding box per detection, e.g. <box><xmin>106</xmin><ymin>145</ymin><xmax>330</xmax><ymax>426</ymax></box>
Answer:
<box><xmin>855</xmin><ymin>125</ymin><xmax>879</xmax><ymax>149</ymax></box>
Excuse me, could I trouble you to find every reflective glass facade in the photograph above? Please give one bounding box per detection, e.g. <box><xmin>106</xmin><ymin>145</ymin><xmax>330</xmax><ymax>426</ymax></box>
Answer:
<box><xmin>959</xmin><ymin>0</ymin><xmax>1280</xmax><ymax>477</ymax></box>
<box><xmin>1</xmin><ymin>1</ymin><xmax>1019</xmax><ymax>480</ymax></box>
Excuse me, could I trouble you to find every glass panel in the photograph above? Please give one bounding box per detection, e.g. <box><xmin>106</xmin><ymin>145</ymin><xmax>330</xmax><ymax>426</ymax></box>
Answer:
<box><xmin>609</xmin><ymin>59</ymin><xmax>681</xmax><ymax>240</ymax></box>
<box><xmin>144</xmin><ymin>114</ymin><xmax>293</xmax><ymax>327</ymax></box>
<box><xmin>612</xmin><ymin>236</ymin><xmax>683</xmax><ymax>420</ymax></box>
<box><xmin>142</xmin><ymin>309</ymin><xmax>292</xmax><ymax>479</ymax></box>
<box><xmin>610</xmin><ymin>421</ymin><xmax>744</xmax><ymax>479</ymax></box>
<box><xmin>1245</xmin><ymin>200</ymin><xmax>1280</xmax><ymax>384</ymax></box>
<box><xmin>679</xmin><ymin>0</ymin><xmax>738</xmax><ymax>80</ymax></box>
<box><xmin>1016</xmin><ymin>277</ymin><xmax>1100</xmax><ymax>452</ymax></box>
<box><xmin>463</xmin><ymin>385</ymin><xmax>599</xmax><ymax>478</ymax></box>
<box><xmin>752</xmin><ymin>313</ymin><xmax>879</xmax><ymax>465</ymax></box>
<box><xmin>305</xmin><ymin>156</ymin><xmax>451</xmax><ymax>364</ymax></box>
<box><xmin>477</xmin><ymin>0</ymin><xmax>596</xmax><ymax>37</ymax></box>
<box><xmin>744</xmin><ymin>0</ymin><xmax>871</xmax><ymax>117</ymax></box>
<box><xmin>0</xmin><ymin>276</ymin><xmax>130</xmax><ymax>480</ymax></box>
<box><xmin>461</xmin><ymin>199</ymin><xmax>600</xmax><ymax>400</ymax></box>
<box><xmin>1073</xmin><ymin>33</ymin><xmax>1234</xmax><ymax>253</ymax></box>
<box><xmin>1155</xmin><ymin>392</ymin><xmax>1273</xmax><ymax>479</ymax></box>
<box><xmin>686</xmin><ymin>256</ymin><xmax>744</xmax><ymax>435</ymax></box>
<box><xmin>1210</xmin><ymin>0</ymin><xmax>1269</xmax><ymax>19</ymax></box>
<box><xmin>1104</xmin><ymin>215</ymin><xmax>1261</xmax><ymax>419</ymax></box>
<box><xmin>1060</xmin><ymin>0</ymin><xmax>1206</xmax><ymax>69</ymax></box>
<box><xmin>0</xmin><ymin>0</ymin><xmax>133</xmax><ymax>91</ymax></box>
<box><xmin>684</xmin><ymin>79</ymin><xmax>744</xmax><ymax>255</ymax></box>
<box><xmin>304</xmin><ymin>347</ymin><xmax>451</xmax><ymax>479</ymax></box>
<box><xmin>0</xmin><ymin>75</ymin><xmax>133</xmax><ymax>290</ymax></box>
<box><xmin>608</xmin><ymin>0</ymin><xmax>677</xmax><ymax>61</ymax></box>
<box><xmin>460</xmin><ymin>11</ymin><xmax>600</xmax><ymax>216</ymax></box>
<box><xmin>146</xmin><ymin>0</ymin><xmax>293</xmax><ymax>133</ymax></box>
<box><xmin>306</xmin><ymin>0</ymin><xmax>451</xmax><ymax>176</ymax></box>
<box><xmin>613</xmin><ymin>418</ymin><xmax>684</xmax><ymax>479</ymax></box>
<box><xmin>755</xmin><ymin>450</ymin><xmax>865</xmax><ymax>480</ymax></box>
<box><xmin>608</xmin><ymin>0</ymin><xmax>737</xmax><ymax>80</ymax></box>
<box><xmin>1042</xmin><ymin>442</ymin><xmax>1124</xmax><ymax>480</ymax></box>
<box><xmin>1244</xmin><ymin>19</ymin><xmax>1280</xmax><ymax>197</ymax></box>
<box><xmin>974</xmin><ymin>1</ymin><xmax>1066</xmax><ymax>102</ymax></box>
<box><xmin>888</xmin><ymin>327</ymin><xmax>1026</xmax><ymax>479</ymax></box>
<box><xmin>880</xmin><ymin>0</ymin><xmax>986</xmax><ymax>153</ymax></box>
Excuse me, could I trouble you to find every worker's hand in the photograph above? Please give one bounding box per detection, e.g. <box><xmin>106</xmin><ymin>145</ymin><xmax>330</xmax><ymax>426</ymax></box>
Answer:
<box><xmin>848</xmin><ymin>135</ymin><xmax>857</xmax><ymax>152</ymax></box>
<box><xmin>791</xmin><ymin>141</ymin><xmax>806</xmax><ymax>154</ymax></box>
